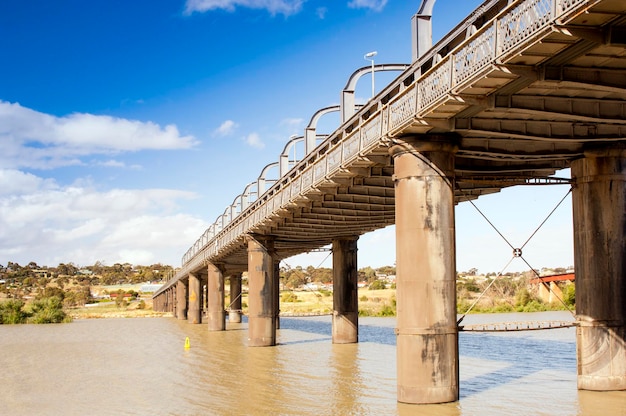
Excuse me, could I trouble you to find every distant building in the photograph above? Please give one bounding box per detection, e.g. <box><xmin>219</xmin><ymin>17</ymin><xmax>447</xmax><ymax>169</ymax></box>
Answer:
<box><xmin>140</xmin><ymin>283</ymin><xmax>163</xmax><ymax>293</ymax></box>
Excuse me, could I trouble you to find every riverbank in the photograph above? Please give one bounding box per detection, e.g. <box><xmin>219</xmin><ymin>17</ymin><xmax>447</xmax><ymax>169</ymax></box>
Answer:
<box><xmin>69</xmin><ymin>286</ymin><xmax>571</xmax><ymax>319</ymax></box>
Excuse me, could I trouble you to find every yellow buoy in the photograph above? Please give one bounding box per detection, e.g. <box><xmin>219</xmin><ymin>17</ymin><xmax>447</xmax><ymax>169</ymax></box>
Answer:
<box><xmin>184</xmin><ymin>337</ymin><xmax>190</xmax><ymax>350</ymax></box>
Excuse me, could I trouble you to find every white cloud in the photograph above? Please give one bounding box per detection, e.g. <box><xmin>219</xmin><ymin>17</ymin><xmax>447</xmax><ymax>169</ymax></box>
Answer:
<box><xmin>184</xmin><ymin>0</ymin><xmax>305</xmax><ymax>16</ymax></box>
<box><xmin>244</xmin><ymin>132</ymin><xmax>265</xmax><ymax>149</ymax></box>
<box><xmin>0</xmin><ymin>170</ymin><xmax>207</xmax><ymax>267</ymax></box>
<box><xmin>213</xmin><ymin>119</ymin><xmax>239</xmax><ymax>137</ymax></box>
<box><xmin>93</xmin><ymin>159</ymin><xmax>142</xmax><ymax>170</ymax></box>
<box><xmin>0</xmin><ymin>169</ymin><xmax>58</xmax><ymax>196</ymax></box>
<box><xmin>316</xmin><ymin>7</ymin><xmax>327</xmax><ymax>19</ymax></box>
<box><xmin>347</xmin><ymin>0</ymin><xmax>387</xmax><ymax>12</ymax></box>
<box><xmin>0</xmin><ymin>100</ymin><xmax>198</xmax><ymax>169</ymax></box>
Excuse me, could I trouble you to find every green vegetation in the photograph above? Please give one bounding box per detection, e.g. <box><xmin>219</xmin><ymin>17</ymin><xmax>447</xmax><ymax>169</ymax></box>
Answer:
<box><xmin>0</xmin><ymin>296</ymin><xmax>71</xmax><ymax>324</ymax></box>
<box><xmin>368</xmin><ymin>280</ymin><xmax>387</xmax><ymax>290</ymax></box>
<box><xmin>0</xmin><ymin>299</ymin><xmax>28</xmax><ymax>324</ymax></box>
<box><xmin>456</xmin><ymin>275</ymin><xmax>575</xmax><ymax>314</ymax></box>
<box><xmin>0</xmin><ymin>260</ymin><xmax>169</xmax><ymax>322</ymax></box>
<box><xmin>281</xmin><ymin>292</ymin><xmax>300</xmax><ymax>303</ymax></box>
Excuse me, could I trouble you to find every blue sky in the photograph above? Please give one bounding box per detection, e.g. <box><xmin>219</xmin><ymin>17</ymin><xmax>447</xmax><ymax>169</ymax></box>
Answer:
<box><xmin>0</xmin><ymin>0</ymin><xmax>574</xmax><ymax>274</ymax></box>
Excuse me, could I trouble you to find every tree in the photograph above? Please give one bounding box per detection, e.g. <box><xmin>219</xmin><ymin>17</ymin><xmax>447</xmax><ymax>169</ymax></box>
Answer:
<box><xmin>358</xmin><ymin>267</ymin><xmax>377</xmax><ymax>282</ymax></box>
<box><xmin>28</xmin><ymin>296</ymin><xmax>68</xmax><ymax>324</ymax></box>
<box><xmin>282</xmin><ymin>268</ymin><xmax>307</xmax><ymax>289</ymax></box>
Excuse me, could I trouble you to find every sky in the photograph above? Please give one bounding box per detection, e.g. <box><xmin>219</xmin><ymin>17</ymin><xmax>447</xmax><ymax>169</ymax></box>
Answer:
<box><xmin>0</xmin><ymin>0</ymin><xmax>574</xmax><ymax>274</ymax></box>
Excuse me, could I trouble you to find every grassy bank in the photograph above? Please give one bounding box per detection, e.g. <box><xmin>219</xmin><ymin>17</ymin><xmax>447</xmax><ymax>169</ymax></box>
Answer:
<box><xmin>67</xmin><ymin>285</ymin><xmax>572</xmax><ymax>320</ymax></box>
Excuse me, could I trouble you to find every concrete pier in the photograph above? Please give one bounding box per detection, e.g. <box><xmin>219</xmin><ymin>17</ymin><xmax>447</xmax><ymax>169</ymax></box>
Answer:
<box><xmin>390</xmin><ymin>137</ymin><xmax>458</xmax><ymax>404</ymax></box>
<box><xmin>207</xmin><ymin>263</ymin><xmax>226</xmax><ymax>331</ymax></box>
<box><xmin>247</xmin><ymin>236</ymin><xmax>277</xmax><ymax>347</ymax></box>
<box><xmin>571</xmin><ymin>146</ymin><xmax>626</xmax><ymax>391</ymax></box>
<box><xmin>176</xmin><ymin>280</ymin><xmax>187</xmax><ymax>320</ymax></box>
<box><xmin>229</xmin><ymin>273</ymin><xmax>243</xmax><ymax>323</ymax></box>
<box><xmin>187</xmin><ymin>273</ymin><xmax>202</xmax><ymax>324</ymax></box>
<box><xmin>274</xmin><ymin>260</ymin><xmax>281</xmax><ymax>330</ymax></box>
<box><xmin>332</xmin><ymin>237</ymin><xmax>359</xmax><ymax>344</ymax></box>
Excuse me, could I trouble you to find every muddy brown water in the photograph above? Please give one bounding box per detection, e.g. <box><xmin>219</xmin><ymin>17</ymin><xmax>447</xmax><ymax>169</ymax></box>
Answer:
<box><xmin>1</xmin><ymin>311</ymin><xmax>624</xmax><ymax>415</ymax></box>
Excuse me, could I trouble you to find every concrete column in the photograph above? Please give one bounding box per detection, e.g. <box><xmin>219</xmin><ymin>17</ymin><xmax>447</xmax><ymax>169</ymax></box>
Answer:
<box><xmin>176</xmin><ymin>280</ymin><xmax>187</xmax><ymax>320</ymax></box>
<box><xmin>274</xmin><ymin>260</ymin><xmax>281</xmax><ymax>330</ymax></box>
<box><xmin>571</xmin><ymin>146</ymin><xmax>626</xmax><ymax>391</ymax></box>
<box><xmin>229</xmin><ymin>273</ymin><xmax>243</xmax><ymax>323</ymax></box>
<box><xmin>332</xmin><ymin>237</ymin><xmax>359</xmax><ymax>344</ymax></box>
<box><xmin>207</xmin><ymin>263</ymin><xmax>226</xmax><ymax>331</ymax></box>
<box><xmin>187</xmin><ymin>273</ymin><xmax>201</xmax><ymax>324</ymax></box>
<box><xmin>247</xmin><ymin>236</ymin><xmax>277</xmax><ymax>347</ymax></box>
<box><xmin>390</xmin><ymin>137</ymin><xmax>458</xmax><ymax>404</ymax></box>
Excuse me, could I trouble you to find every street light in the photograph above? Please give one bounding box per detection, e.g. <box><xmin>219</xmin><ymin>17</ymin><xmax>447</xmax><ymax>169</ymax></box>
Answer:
<box><xmin>364</xmin><ymin>51</ymin><xmax>378</xmax><ymax>98</ymax></box>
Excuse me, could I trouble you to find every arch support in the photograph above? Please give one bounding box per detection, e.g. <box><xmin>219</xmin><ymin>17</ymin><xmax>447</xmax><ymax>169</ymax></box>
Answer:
<box><xmin>571</xmin><ymin>146</ymin><xmax>626</xmax><ymax>391</ymax></box>
<box><xmin>390</xmin><ymin>136</ymin><xmax>458</xmax><ymax>404</ymax></box>
<box><xmin>412</xmin><ymin>0</ymin><xmax>436</xmax><ymax>61</ymax></box>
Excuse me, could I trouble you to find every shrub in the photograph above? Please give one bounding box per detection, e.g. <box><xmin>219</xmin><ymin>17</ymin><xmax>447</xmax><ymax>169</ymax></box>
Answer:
<box><xmin>368</xmin><ymin>280</ymin><xmax>387</xmax><ymax>290</ymax></box>
<box><xmin>0</xmin><ymin>299</ymin><xmax>28</xmax><ymax>324</ymax></box>
<box><xmin>27</xmin><ymin>296</ymin><xmax>70</xmax><ymax>324</ymax></box>
<box><xmin>281</xmin><ymin>292</ymin><xmax>299</xmax><ymax>303</ymax></box>
<box><xmin>378</xmin><ymin>303</ymin><xmax>396</xmax><ymax>316</ymax></box>
<box><xmin>563</xmin><ymin>283</ymin><xmax>575</xmax><ymax>307</ymax></box>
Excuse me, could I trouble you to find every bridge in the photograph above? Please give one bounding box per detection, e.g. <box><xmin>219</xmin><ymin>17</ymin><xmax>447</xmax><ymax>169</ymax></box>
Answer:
<box><xmin>530</xmin><ymin>272</ymin><xmax>575</xmax><ymax>303</ymax></box>
<box><xmin>153</xmin><ymin>0</ymin><xmax>626</xmax><ymax>405</ymax></box>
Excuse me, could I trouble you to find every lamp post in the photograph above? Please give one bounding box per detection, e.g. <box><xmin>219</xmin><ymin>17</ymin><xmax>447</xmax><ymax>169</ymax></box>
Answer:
<box><xmin>364</xmin><ymin>51</ymin><xmax>377</xmax><ymax>98</ymax></box>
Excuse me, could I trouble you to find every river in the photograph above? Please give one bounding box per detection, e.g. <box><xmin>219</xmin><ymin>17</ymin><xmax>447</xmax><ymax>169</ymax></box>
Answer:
<box><xmin>0</xmin><ymin>311</ymin><xmax>624</xmax><ymax>415</ymax></box>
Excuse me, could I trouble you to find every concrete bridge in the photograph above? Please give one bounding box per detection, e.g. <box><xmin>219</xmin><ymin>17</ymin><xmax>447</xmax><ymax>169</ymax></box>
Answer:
<box><xmin>531</xmin><ymin>272</ymin><xmax>575</xmax><ymax>303</ymax></box>
<box><xmin>153</xmin><ymin>0</ymin><xmax>626</xmax><ymax>404</ymax></box>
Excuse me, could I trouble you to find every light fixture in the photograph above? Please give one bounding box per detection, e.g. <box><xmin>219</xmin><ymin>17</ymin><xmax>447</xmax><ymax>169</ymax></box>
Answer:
<box><xmin>364</xmin><ymin>51</ymin><xmax>378</xmax><ymax>98</ymax></box>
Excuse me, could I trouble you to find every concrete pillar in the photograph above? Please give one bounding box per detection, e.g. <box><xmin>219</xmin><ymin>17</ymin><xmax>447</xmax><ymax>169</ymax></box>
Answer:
<box><xmin>571</xmin><ymin>146</ymin><xmax>626</xmax><ymax>391</ymax></box>
<box><xmin>176</xmin><ymin>280</ymin><xmax>187</xmax><ymax>320</ymax></box>
<box><xmin>207</xmin><ymin>263</ymin><xmax>226</xmax><ymax>331</ymax></box>
<box><xmin>229</xmin><ymin>273</ymin><xmax>243</xmax><ymax>323</ymax></box>
<box><xmin>274</xmin><ymin>260</ymin><xmax>281</xmax><ymax>330</ymax></box>
<box><xmin>247</xmin><ymin>236</ymin><xmax>277</xmax><ymax>347</ymax></box>
<box><xmin>332</xmin><ymin>237</ymin><xmax>359</xmax><ymax>344</ymax></box>
<box><xmin>187</xmin><ymin>273</ymin><xmax>201</xmax><ymax>324</ymax></box>
<box><xmin>390</xmin><ymin>137</ymin><xmax>458</xmax><ymax>404</ymax></box>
